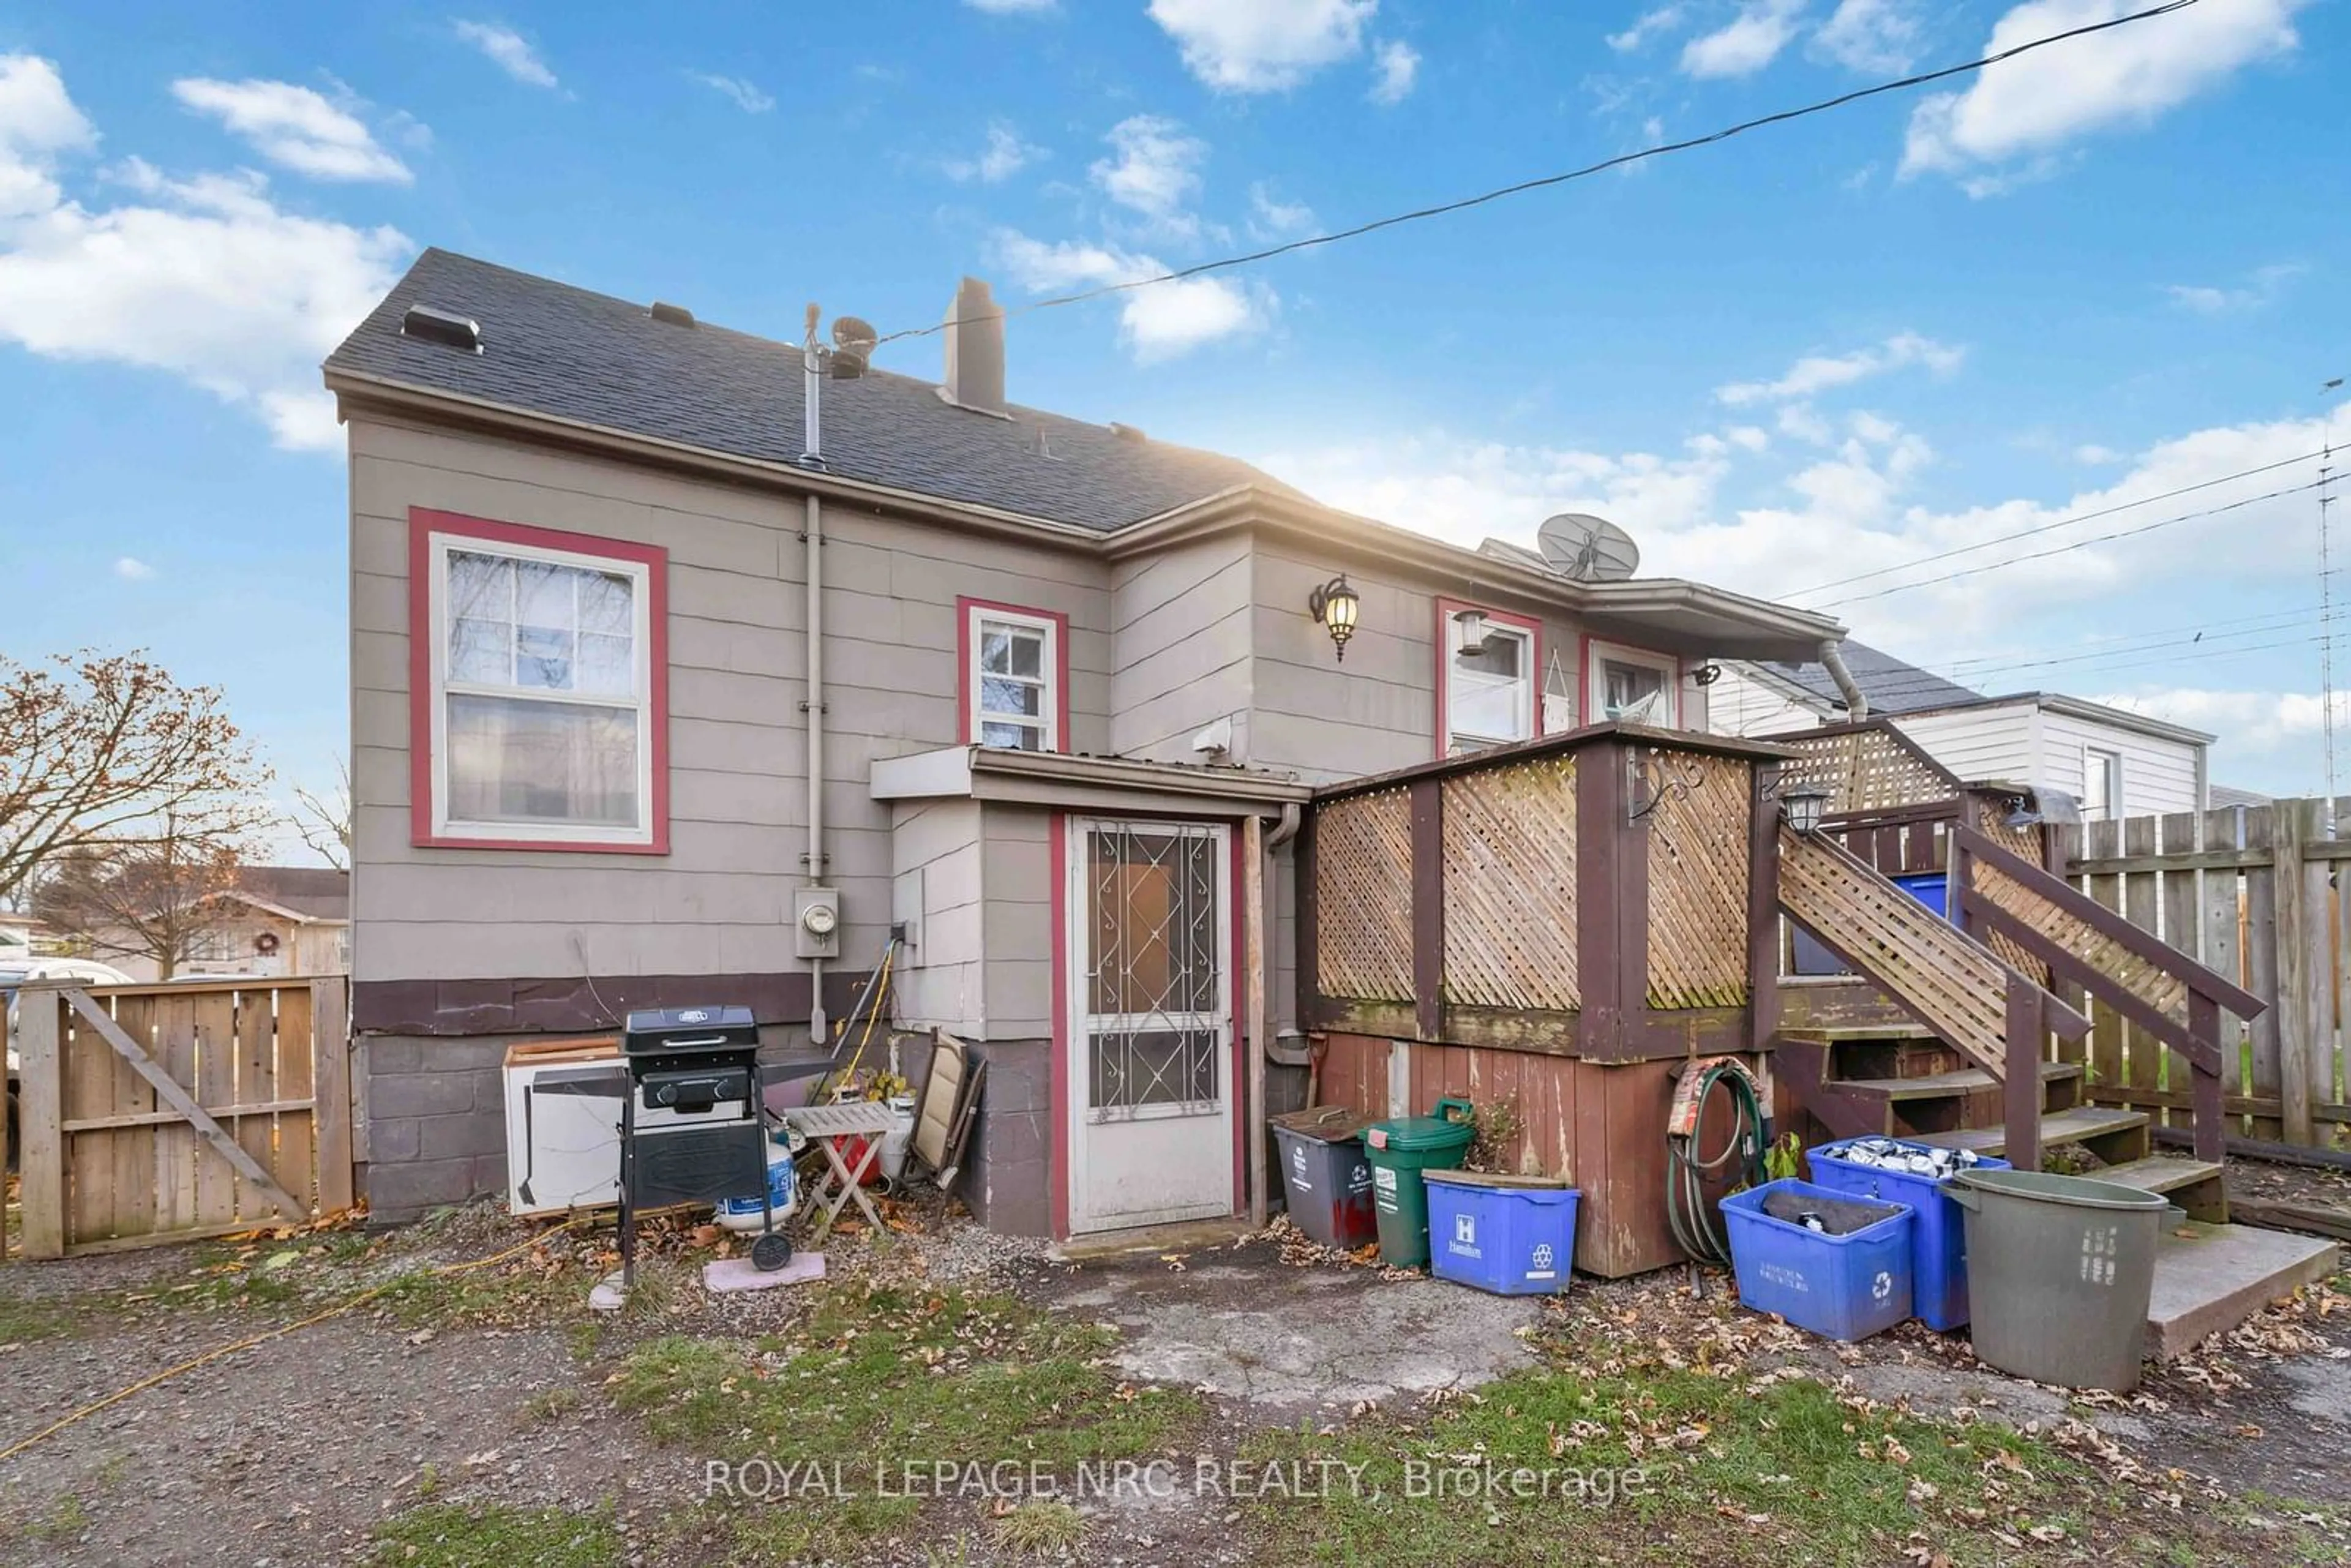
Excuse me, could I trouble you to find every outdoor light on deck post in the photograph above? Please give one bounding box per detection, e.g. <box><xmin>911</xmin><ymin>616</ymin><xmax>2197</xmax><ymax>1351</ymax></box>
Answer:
<box><xmin>1308</xmin><ymin>574</ymin><xmax>1360</xmax><ymax>662</ymax></box>
<box><xmin>1780</xmin><ymin>782</ymin><xmax>1832</xmax><ymax>835</ymax></box>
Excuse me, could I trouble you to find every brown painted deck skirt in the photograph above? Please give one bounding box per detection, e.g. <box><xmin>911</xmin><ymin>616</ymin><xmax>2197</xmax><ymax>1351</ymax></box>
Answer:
<box><xmin>1316</xmin><ymin>1030</ymin><xmax>1807</xmax><ymax>1278</ymax></box>
<box><xmin>352</xmin><ymin>970</ymin><xmax>867</xmax><ymax>1036</ymax></box>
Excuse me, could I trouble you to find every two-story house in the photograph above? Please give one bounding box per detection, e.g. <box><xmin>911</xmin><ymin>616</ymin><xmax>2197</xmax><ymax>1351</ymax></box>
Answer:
<box><xmin>327</xmin><ymin>249</ymin><xmax>1846</xmax><ymax>1236</ymax></box>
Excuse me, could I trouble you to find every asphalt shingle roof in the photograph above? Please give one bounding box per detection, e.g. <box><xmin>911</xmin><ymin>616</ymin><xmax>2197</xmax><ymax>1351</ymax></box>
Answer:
<box><xmin>234</xmin><ymin>867</ymin><xmax>350</xmax><ymax>921</ymax></box>
<box><xmin>1757</xmin><ymin>639</ymin><xmax>1981</xmax><ymax>717</ymax></box>
<box><xmin>324</xmin><ymin>249</ymin><xmax>1305</xmax><ymax>532</ymax></box>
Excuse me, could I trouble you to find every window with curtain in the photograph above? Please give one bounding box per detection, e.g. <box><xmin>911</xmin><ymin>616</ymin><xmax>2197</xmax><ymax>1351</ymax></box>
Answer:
<box><xmin>1446</xmin><ymin>625</ymin><xmax>1532</xmax><ymax>754</ymax></box>
<box><xmin>432</xmin><ymin>539</ymin><xmax>652</xmax><ymax>842</ymax></box>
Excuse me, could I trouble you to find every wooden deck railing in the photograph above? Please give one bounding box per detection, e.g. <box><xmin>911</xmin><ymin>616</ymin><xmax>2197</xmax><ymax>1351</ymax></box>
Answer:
<box><xmin>1951</xmin><ymin>823</ymin><xmax>2261</xmax><ymax>1164</ymax></box>
<box><xmin>1779</xmin><ymin>827</ymin><xmax>2090</xmax><ymax>1168</ymax></box>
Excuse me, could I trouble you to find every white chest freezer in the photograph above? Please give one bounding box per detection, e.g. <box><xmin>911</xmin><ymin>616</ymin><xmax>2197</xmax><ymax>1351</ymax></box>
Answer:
<box><xmin>503</xmin><ymin>1037</ymin><xmax>626</xmax><ymax>1217</ymax></box>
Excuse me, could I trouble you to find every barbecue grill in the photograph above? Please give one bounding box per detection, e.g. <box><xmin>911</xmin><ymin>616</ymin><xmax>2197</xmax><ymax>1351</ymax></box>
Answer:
<box><xmin>618</xmin><ymin>1005</ymin><xmax>789</xmax><ymax>1282</ymax></box>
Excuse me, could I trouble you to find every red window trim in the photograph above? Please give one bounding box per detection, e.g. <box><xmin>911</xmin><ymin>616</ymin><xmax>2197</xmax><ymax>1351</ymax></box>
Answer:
<box><xmin>957</xmin><ymin>596</ymin><xmax>1072</xmax><ymax>753</ymax></box>
<box><xmin>407</xmin><ymin>506</ymin><xmax>672</xmax><ymax>855</ymax></box>
<box><xmin>1579</xmin><ymin>634</ymin><xmax>1684</xmax><ymax>729</ymax></box>
<box><xmin>1433</xmin><ymin>596</ymin><xmax>1544</xmax><ymax>758</ymax></box>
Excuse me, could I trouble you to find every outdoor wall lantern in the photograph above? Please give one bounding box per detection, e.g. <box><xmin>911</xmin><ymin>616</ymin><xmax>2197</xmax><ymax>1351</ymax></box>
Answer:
<box><xmin>1780</xmin><ymin>782</ymin><xmax>1832</xmax><ymax>835</ymax></box>
<box><xmin>1308</xmin><ymin>574</ymin><xmax>1360</xmax><ymax>662</ymax></box>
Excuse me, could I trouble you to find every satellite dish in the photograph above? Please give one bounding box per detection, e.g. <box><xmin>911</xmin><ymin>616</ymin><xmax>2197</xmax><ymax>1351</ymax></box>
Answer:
<box><xmin>1536</xmin><ymin>513</ymin><xmax>1640</xmax><ymax>582</ymax></box>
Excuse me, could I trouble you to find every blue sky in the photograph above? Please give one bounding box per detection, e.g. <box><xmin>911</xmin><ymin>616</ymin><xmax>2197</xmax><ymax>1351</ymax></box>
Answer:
<box><xmin>0</xmin><ymin>0</ymin><xmax>2344</xmax><ymax>838</ymax></box>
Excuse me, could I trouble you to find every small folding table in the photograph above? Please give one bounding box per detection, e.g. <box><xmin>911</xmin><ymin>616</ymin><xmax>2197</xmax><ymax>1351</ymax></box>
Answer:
<box><xmin>781</xmin><ymin>1100</ymin><xmax>896</xmax><ymax>1244</ymax></box>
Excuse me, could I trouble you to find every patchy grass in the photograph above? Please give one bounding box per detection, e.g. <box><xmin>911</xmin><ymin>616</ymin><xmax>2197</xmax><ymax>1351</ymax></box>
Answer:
<box><xmin>612</xmin><ymin>1285</ymin><xmax>1202</xmax><ymax>1468</ymax></box>
<box><xmin>371</xmin><ymin>1502</ymin><xmax>620</xmax><ymax>1567</ymax></box>
<box><xmin>609</xmin><ymin>1285</ymin><xmax>1202</xmax><ymax>1562</ymax></box>
<box><xmin>1242</xmin><ymin>1366</ymin><xmax>2110</xmax><ymax>1567</ymax></box>
<box><xmin>0</xmin><ymin>1288</ymin><xmax>74</xmax><ymax>1344</ymax></box>
<box><xmin>517</xmin><ymin>1385</ymin><xmax>583</xmax><ymax>1426</ymax></box>
<box><xmin>991</xmin><ymin>1498</ymin><xmax>1087</xmax><ymax>1556</ymax></box>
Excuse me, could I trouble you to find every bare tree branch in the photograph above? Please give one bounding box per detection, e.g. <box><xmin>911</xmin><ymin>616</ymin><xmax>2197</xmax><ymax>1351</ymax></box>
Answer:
<box><xmin>0</xmin><ymin>651</ymin><xmax>274</xmax><ymax>903</ymax></box>
<box><xmin>287</xmin><ymin>757</ymin><xmax>352</xmax><ymax>872</ymax></box>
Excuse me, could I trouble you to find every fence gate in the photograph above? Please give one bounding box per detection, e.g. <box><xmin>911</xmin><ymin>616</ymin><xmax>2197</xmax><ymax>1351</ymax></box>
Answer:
<box><xmin>13</xmin><ymin>978</ymin><xmax>353</xmax><ymax>1259</ymax></box>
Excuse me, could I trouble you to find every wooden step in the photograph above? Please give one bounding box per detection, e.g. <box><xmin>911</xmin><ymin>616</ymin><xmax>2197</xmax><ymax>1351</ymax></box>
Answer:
<box><xmin>2093</xmin><ymin>1155</ymin><xmax>2229</xmax><ymax>1222</ymax></box>
<box><xmin>1913</xmin><ymin>1105</ymin><xmax>2148</xmax><ymax>1160</ymax></box>
<box><xmin>1778</xmin><ymin>1023</ymin><xmax>1940</xmax><ymax>1043</ymax></box>
<box><xmin>1834</xmin><ymin>1061</ymin><xmax>2079</xmax><ymax>1102</ymax></box>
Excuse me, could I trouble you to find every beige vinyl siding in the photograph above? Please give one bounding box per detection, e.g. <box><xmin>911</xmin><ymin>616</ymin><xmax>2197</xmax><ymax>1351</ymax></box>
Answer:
<box><xmin>891</xmin><ymin>798</ymin><xmax>984</xmax><ymax>1033</ymax></box>
<box><xmin>348</xmin><ymin>414</ymin><xmax>1111</xmax><ymax>991</ymax></box>
<box><xmin>1245</xmin><ymin>539</ymin><xmax>1597</xmax><ymax>784</ymax></box>
<box><xmin>1110</xmin><ymin>532</ymin><xmax>1254</xmax><ymax>763</ymax></box>
<box><xmin>981</xmin><ymin>805</ymin><xmax>1056</xmax><ymax>1039</ymax></box>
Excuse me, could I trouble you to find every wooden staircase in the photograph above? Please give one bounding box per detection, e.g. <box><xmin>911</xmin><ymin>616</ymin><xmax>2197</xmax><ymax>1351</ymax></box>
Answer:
<box><xmin>1777</xmin><ymin>1021</ymin><xmax>2231</xmax><ymax>1222</ymax></box>
<box><xmin>1766</xmin><ymin>812</ymin><xmax>2342</xmax><ymax>1357</ymax></box>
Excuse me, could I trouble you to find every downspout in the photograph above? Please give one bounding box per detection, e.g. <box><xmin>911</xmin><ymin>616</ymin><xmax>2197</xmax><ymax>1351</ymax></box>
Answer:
<box><xmin>1818</xmin><ymin>639</ymin><xmax>1869</xmax><ymax>723</ymax></box>
<box><xmin>1262</xmin><ymin>802</ymin><xmax>1313</xmax><ymax>1070</ymax></box>
<box><xmin>800</xmin><ymin>314</ymin><xmax>828</xmax><ymax>1045</ymax></box>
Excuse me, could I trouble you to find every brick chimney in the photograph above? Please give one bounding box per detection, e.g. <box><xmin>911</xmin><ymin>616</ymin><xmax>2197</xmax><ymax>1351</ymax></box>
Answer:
<box><xmin>940</xmin><ymin>276</ymin><xmax>1006</xmax><ymax>416</ymax></box>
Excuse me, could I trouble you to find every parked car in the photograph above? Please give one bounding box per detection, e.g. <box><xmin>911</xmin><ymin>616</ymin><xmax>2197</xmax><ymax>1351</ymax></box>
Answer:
<box><xmin>4</xmin><ymin>957</ymin><xmax>132</xmax><ymax>1168</ymax></box>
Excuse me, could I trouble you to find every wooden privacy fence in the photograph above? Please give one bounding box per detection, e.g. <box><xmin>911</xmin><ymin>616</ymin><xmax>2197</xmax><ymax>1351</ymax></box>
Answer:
<box><xmin>2053</xmin><ymin>799</ymin><xmax>2351</xmax><ymax>1152</ymax></box>
<box><xmin>13</xmin><ymin>977</ymin><xmax>353</xmax><ymax>1259</ymax></box>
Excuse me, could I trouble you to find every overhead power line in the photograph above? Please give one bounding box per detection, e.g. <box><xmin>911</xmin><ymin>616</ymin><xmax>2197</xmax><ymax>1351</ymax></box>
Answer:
<box><xmin>1810</xmin><ymin>477</ymin><xmax>2328</xmax><ymax>609</ymax></box>
<box><xmin>1784</xmin><ymin>449</ymin><xmax>2327</xmax><ymax>601</ymax></box>
<box><xmin>870</xmin><ymin>0</ymin><xmax>2203</xmax><ymax>349</ymax></box>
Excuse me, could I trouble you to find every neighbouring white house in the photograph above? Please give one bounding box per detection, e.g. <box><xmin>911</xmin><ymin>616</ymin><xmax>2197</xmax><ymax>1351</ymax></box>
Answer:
<box><xmin>1707</xmin><ymin>641</ymin><xmax>2213</xmax><ymax>819</ymax></box>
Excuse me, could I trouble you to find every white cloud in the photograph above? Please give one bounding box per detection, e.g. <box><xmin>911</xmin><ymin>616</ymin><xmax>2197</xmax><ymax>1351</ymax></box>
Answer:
<box><xmin>946</xmin><ymin>121</ymin><xmax>1042</xmax><ymax>184</ymax></box>
<box><xmin>2165</xmin><ymin>262</ymin><xmax>2303</xmax><ymax>315</ymax></box>
<box><xmin>964</xmin><ymin>0</ymin><xmax>1057</xmax><ymax>11</ymax></box>
<box><xmin>1814</xmin><ymin>0</ymin><xmax>1922</xmax><ymax>73</ymax></box>
<box><xmin>1147</xmin><ymin>0</ymin><xmax>1378</xmax><ymax>92</ymax></box>
<box><xmin>1368</xmin><ymin>39</ymin><xmax>1419</xmax><ymax>104</ymax></box>
<box><xmin>1089</xmin><ymin>114</ymin><xmax>1206</xmax><ymax>230</ymax></box>
<box><xmin>1680</xmin><ymin>0</ymin><xmax>1805</xmax><ymax>78</ymax></box>
<box><xmin>171</xmin><ymin>78</ymin><xmax>411</xmax><ymax>184</ymax></box>
<box><xmin>0</xmin><ymin>58</ymin><xmax>411</xmax><ymax>451</ymax></box>
<box><xmin>1715</xmin><ymin>331</ymin><xmax>1964</xmax><ymax>406</ymax></box>
<box><xmin>991</xmin><ymin>230</ymin><xmax>1264</xmax><ymax>362</ymax></box>
<box><xmin>2074</xmin><ymin>443</ymin><xmax>2123</xmax><ymax>463</ymax></box>
<box><xmin>0</xmin><ymin>54</ymin><xmax>96</xmax><ymax>218</ymax></box>
<box><xmin>1248</xmin><ymin>181</ymin><xmax>1316</xmax><ymax>238</ymax></box>
<box><xmin>1902</xmin><ymin>0</ymin><xmax>2303</xmax><ymax>185</ymax></box>
<box><xmin>453</xmin><ymin>21</ymin><xmax>559</xmax><ymax>89</ymax></box>
<box><xmin>113</xmin><ymin>555</ymin><xmax>154</xmax><ymax>580</ymax></box>
<box><xmin>1609</xmin><ymin>6</ymin><xmax>1687</xmax><ymax>51</ymax></box>
<box><xmin>687</xmin><ymin>72</ymin><xmax>773</xmax><ymax>113</ymax></box>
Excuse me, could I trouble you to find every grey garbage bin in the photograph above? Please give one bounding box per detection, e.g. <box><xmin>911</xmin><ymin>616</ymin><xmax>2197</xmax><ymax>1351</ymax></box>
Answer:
<box><xmin>1947</xmin><ymin>1168</ymin><xmax>2177</xmax><ymax>1392</ymax></box>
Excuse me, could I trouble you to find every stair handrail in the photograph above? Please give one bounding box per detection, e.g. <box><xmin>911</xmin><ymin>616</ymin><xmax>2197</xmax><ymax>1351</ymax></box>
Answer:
<box><xmin>1777</xmin><ymin>827</ymin><xmax>2090</xmax><ymax>1171</ymax></box>
<box><xmin>1949</xmin><ymin>823</ymin><xmax>2262</xmax><ymax>1164</ymax></box>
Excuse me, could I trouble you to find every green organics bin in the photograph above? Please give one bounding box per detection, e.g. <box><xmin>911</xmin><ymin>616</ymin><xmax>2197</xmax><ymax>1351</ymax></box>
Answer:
<box><xmin>1363</xmin><ymin>1097</ymin><xmax>1475</xmax><ymax>1267</ymax></box>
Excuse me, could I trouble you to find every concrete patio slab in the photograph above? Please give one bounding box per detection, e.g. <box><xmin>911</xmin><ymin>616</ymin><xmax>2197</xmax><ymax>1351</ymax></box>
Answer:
<box><xmin>2147</xmin><ymin>1220</ymin><xmax>2339</xmax><ymax>1360</ymax></box>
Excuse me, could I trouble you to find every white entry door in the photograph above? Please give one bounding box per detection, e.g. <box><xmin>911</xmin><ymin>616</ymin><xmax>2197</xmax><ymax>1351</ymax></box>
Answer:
<box><xmin>1065</xmin><ymin>817</ymin><xmax>1234</xmax><ymax>1234</ymax></box>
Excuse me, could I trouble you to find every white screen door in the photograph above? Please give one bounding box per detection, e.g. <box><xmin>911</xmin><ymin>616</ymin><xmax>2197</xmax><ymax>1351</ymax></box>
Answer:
<box><xmin>1065</xmin><ymin>818</ymin><xmax>1234</xmax><ymax>1234</ymax></box>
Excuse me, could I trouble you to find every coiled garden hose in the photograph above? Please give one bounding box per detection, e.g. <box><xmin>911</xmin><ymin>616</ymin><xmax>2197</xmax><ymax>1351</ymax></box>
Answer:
<box><xmin>1665</xmin><ymin>1059</ymin><xmax>1770</xmax><ymax>1265</ymax></box>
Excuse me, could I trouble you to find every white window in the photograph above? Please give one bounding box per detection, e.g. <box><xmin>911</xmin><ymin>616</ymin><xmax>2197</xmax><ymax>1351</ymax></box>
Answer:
<box><xmin>429</xmin><ymin>534</ymin><xmax>656</xmax><ymax>844</ymax></box>
<box><xmin>2083</xmin><ymin>747</ymin><xmax>2124</xmax><ymax>822</ymax></box>
<box><xmin>1588</xmin><ymin>642</ymin><xmax>1681</xmax><ymax>727</ymax></box>
<box><xmin>1445</xmin><ymin>617</ymin><xmax>1534</xmax><ymax>755</ymax></box>
<box><xmin>967</xmin><ymin>606</ymin><xmax>1059</xmax><ymax>752</ymax></box>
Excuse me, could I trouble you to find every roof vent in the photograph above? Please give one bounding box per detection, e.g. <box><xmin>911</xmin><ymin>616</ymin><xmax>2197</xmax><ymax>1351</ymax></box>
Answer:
<box><xmin>649</xmin><ymin>301</ymin><xmax>696</xmax><ymax>328</ymax></box>
<box><xmin>401</xmin><ymin>305</ymin><xmax>482</xmax><ymax>353</ymax></box>
<box><xmin>1109</xmin><ymin>421</ymin><xmax>1147</xmax><ymax>443</ymax></box>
